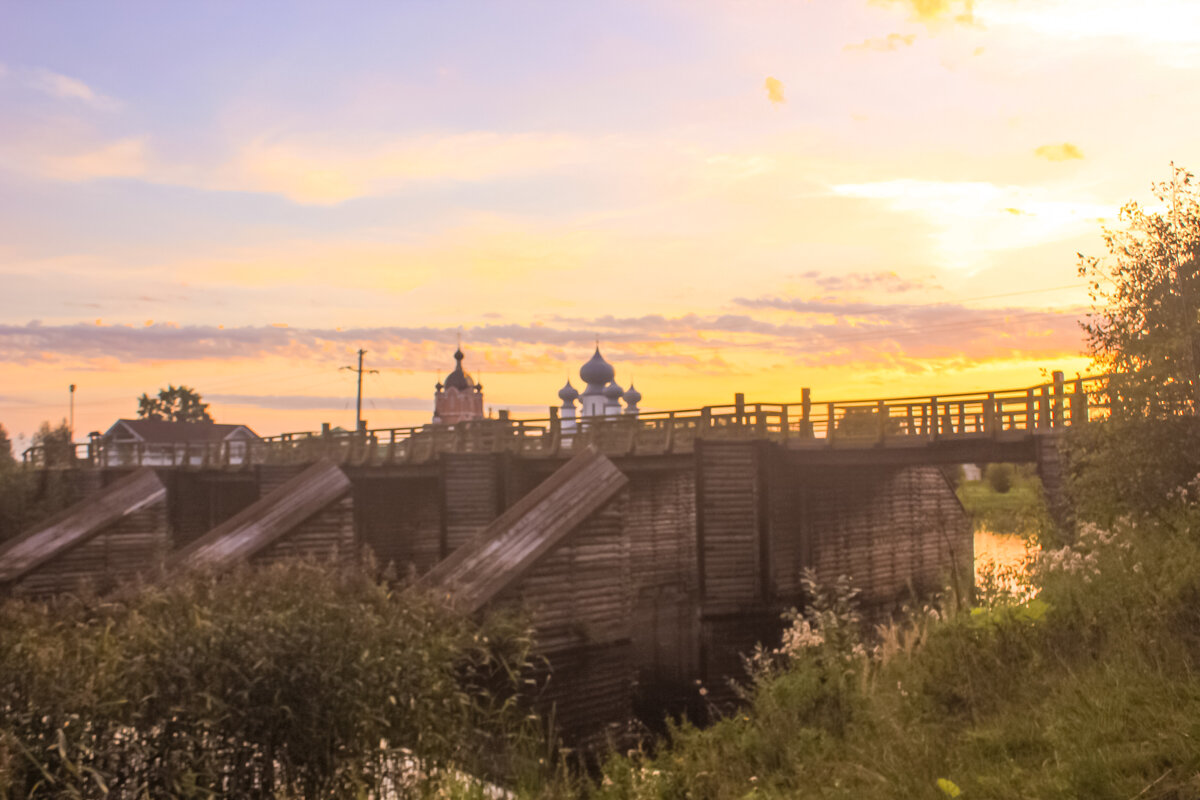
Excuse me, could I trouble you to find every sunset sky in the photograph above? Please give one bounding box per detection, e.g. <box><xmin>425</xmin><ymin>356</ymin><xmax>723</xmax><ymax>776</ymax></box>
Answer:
<box><xmin>2</xmin><ymin>0</ymin><xmax>1198</xmax><ymax>448</ymax></box>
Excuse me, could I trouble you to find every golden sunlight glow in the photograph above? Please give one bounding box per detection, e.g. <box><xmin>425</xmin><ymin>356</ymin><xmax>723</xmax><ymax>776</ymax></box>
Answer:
<box><xmin>1</xmin><ymin>0</ymin><xmax>1183</xmax><ymax>443</ymax></box>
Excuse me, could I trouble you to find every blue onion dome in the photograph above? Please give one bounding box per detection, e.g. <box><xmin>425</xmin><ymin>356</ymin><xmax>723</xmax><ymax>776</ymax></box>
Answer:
<box><xmin>603</xmin><ymin>381</ymin><xmax>624</xmax><ymax>401</ymax></box>
<box><xmin>623</xmin><ymin>384</ymin><xmax>642</xmax><ymax>404</ymax></box>
<box><xmin>579</xmin><ymin>347</ymin><xmax>615</xmax><ymax>386</ymax></box>
<box><xmin>558</xmin><ymin>380</ymin><xmax>580</xmax><ymax>403</ymax></box>
<box><xmin>443</xmin><ymin>348</ymin><xmax>471</xmax><ymax>391</ymax></box>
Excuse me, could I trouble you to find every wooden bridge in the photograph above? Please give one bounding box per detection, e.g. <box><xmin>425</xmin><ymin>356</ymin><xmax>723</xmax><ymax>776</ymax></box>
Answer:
<box><xmin>29</xmin><ymin>371</ymin><xmax>1106</xmax><ymax>470</ymax></box>
<box><xmin>4</xmin><ymin>369</ymin><xmax>1102</xmax><ymax>746</ymax></box>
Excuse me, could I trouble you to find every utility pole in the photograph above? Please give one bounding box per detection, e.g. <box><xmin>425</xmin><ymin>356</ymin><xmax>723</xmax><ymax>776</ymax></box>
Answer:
<box><xmin>69</xmin><ymin>384</ymin><xmax>75</xmax><ymax>439</ymax></box>
<box><xmin>341</xmin><ymin>349</ymin><xmax>378</xmax><ymax>431</ymax></box>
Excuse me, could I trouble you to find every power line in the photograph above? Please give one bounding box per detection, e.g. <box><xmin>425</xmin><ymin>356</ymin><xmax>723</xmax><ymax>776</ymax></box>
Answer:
<box><xmin>943</xmin><ymin>282</ymin><xmax>1086</xmax><ymax>304</ymax></box>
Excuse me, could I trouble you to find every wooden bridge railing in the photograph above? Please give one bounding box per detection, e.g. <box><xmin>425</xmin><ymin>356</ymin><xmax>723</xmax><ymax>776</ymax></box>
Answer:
<box><xmin>23</xmin><ymin>372</ymin><xmax>1112</xmax><ymax>469</ymax></box>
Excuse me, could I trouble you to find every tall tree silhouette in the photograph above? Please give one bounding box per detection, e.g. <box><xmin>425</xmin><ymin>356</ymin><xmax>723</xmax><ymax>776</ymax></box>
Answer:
<box><xmin>137</xmin><ymin>385</ymin><xmax>213</xmax><ymax>423</ymax></box>
<box><xmin>1080</xmin><ymin>164</ymin><xmax>1200</xmax><ymax>416</ymax></box>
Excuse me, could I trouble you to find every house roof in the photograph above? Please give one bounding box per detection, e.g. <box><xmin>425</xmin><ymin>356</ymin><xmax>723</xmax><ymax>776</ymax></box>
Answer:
<box><xmin>104</xmin><ymin>419</ymin><xmax>259</xmax><ymax>443</ymax></box>
<box><xmin>0</xmin><ymin>468</ymin><xmax>166</xmax><ymax>585</ymax></box>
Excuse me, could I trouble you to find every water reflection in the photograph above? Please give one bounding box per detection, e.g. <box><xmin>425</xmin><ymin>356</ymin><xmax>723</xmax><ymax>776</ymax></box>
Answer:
<box><xmin>974</xmin><ymin>529</ymin><xmax>1036</xmax><ymax>601</ymax></box>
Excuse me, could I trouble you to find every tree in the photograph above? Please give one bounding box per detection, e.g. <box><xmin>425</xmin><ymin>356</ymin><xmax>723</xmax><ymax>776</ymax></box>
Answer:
<box><xmin>137</xmin><ymin>385</ymin><xmax>213</xmax><ymax>423</ymax></box>
<box><xmin>1078</xmin><ymin>164</ymin><xmax>1200</xmax><ymax>417</ymax></box>
<box><xmin>1067</xmin><ymin>166</ymin><xmax>1200</xmax><ymax>525</ymax></box>
<box><xmin>33</xmin><ymin>420</ymin><xmax>74</xmax><ymax>467</ymax></box>
<box><xmin>0</xmin><ymin>423</ymin><xmax>14</xmax><ymax>469</ymax></box>
<box><xmin>984</xmin><ymin>463</ymin><xmax>1014</xmax><ymax>494</ymax></box>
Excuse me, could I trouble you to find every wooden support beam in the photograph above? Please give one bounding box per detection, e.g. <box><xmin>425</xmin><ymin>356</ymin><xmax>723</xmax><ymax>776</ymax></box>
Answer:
<box><xmin>1071</xmin><ymin>379</ymin><xmax>1088</xmax><ymax>425</ymax></box>
<box><xmin>1052</xmin><ymin>371</ymin><xmax>1065</xmax><ymax>428</ymax></box>
<box><xmin>801</xmin><ymin>388</ymin><xmax>812</xmax><ymax>438</ymax></box>
<box><xmin>421</xmin><ymin>447</ymin><xmax>628</xmax><ymax>614</ymax></box>
<box><xmin>172</xmin><ymin>460</ymin><xmax>351</xmax><ymax>572</ymax></box>
<box><xmin>0</xmin><ymin>468</ymin><xmax>167</xmax><ymax>585</ymax></box>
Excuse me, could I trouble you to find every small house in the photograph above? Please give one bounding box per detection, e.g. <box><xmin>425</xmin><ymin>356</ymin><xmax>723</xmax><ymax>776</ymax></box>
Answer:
<box><xmin>98</xmin><ymin>419</ymin><xmax>260</xmax><ymax>467</ymax></box>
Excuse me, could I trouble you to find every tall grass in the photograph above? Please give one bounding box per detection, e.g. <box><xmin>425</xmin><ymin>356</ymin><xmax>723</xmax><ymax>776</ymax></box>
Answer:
<box><xmin>0</xmin><ymin>561</ymin><xmax>550</xmax><ymax>799</ymax></box>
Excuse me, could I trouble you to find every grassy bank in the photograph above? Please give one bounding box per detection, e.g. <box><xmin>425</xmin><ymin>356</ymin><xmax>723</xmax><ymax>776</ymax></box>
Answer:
<box><xmin>537</xmin><ymin>511</ymin><xmax>1200</xmax><ymax>800</ymax></box>
<box><xmin>505</xmin><ymin>465</ymin><xmax>1200</xmax><ymax>800</ymax></box>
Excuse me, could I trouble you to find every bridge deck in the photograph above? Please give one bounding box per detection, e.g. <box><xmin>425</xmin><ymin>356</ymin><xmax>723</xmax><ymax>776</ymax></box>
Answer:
<box><xmin>26</xmin><ymin>373</ymin><xmax>1107</xmax><ymax>470</ymax></box>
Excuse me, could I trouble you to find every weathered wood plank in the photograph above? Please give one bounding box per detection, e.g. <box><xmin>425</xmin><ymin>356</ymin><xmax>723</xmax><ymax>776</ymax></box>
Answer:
<box><xmin>422</xmin><ymin>446</ymin><xmax>628</xmax><ymax>613</ymax></box>
<box><xmin>0</xmin><ymin>468</ymin><xmax>166</xmax><ymax>585</ymax></box>
<box><xmin>171</xmin><ymin>459</ymin><xmax>351</xmax><ymax>571</ymax></box>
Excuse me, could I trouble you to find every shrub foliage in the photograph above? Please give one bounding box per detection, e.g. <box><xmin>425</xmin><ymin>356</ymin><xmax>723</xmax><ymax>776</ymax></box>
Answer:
<box><xmin>0</xmin><ymin>561</ymin><xmax>538</xmax><ymax>799</ymax></box>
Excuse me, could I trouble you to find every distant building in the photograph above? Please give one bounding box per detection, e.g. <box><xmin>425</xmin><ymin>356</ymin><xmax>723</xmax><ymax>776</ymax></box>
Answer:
<box><xmin>557</xmin><ymin>347</ymin><xmax>642</xmax><ymax>430</ymax></box>
<box><xmin>98</xmin><ymin>418</ymin><xmax>259</xmax><ymax>466</ymax></box>
<box><xmin>433</xmin><ymin>347</ymin><xmax>485</xmax><ymax>425</ymax></box>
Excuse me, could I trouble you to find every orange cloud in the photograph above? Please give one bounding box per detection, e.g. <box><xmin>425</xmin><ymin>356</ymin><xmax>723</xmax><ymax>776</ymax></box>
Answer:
<box><xmin>844</xmin><ymin>33</ymin><xmax>917</xmax><ymax>52</ymax></box>
<box><xmin>764</xmin><ymin>76</ymin><xmax>785</xmax><ymax>104</ymax></box>
<box><xmin>1034</xmin><ymin>142</ymin><xmax>1084</xmax><ymax>162</ymax></box>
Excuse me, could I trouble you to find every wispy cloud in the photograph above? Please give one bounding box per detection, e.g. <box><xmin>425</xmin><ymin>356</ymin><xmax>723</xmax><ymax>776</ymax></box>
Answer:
<box><xmin>218</xmin><ymin>131</ymin><xmax>589</xmax><ymax>204</ymax></box>
<box><xmin>830</xmin><ymin>179</ymin><xmax>1112</xmax><ymax>269</ymax></box>
<box><xmin>1034</xmin><ymin>143</ymin><xmax>1084</xmax><ymax>162</ymax></box>
<box><xmin>844</xmin><ymin>33</ymin><xmax>917</xmax><ymax>52</ymax></box>
<box><xmin>796</xmin><ymin>270</ymin><xmax>939</xmax><ymax>293</ymax></box>
<box><xmin>0</xmin><ymin>303</ymin><xmax>1085</xmax><ymax>371</ymax></box>
<box><xmin>975</xmin><ymin>1</ymin><xmax>1200</xmax><ymax>50</ymax></box>
<box><xmin>0</xmin><ymin>66</ymin><xmax>120</xmax><ymax>110</ymax></box>
<box><xmin>209</xmin><ymin>393</ymin><xmax>432</xmax><ymax>411</ymax></box>
<box><xmin>28</xmin><ymin>68</ymin><xmax>117</xmax><ymax>109</ymax></box>
<box><xmin>40</xmin><ymin>137</ymin><xmax>148</xmax><ymax>181</ymax></box>
<box><xmin>0</xmin><ymin>123</ymin><xmax>600</xmax><ymax>203</ymax></box>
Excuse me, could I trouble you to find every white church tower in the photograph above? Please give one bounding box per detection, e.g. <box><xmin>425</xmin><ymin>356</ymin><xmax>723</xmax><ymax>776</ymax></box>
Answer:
<box><xmin>560</xmin><ymin>347</ymin><xmax>643</xmax><ymax>421</ymax></box>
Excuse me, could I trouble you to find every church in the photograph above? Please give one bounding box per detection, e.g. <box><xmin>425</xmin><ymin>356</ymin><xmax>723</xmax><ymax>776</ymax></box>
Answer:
<box><xmin>431</xmin><ymin>347</ymin><xmax>484</xmax><ymax>425</ymax></box>
<box><xmin>556</xmin><ymin>347</ymin><xmax>642</xmax><ymax>430</ymax></box>
<box><xmin>431</xmin><ymin>345</ymin><xmax>642</xmax><ymax>427</ymax></box>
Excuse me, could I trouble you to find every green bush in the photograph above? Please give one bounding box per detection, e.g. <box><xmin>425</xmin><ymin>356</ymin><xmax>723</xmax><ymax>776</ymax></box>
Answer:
<box><xmin>1063</xmin><ymin>415</ymin><xmax>1200</xmax><ymax>526</ymax></box>
<box><xmin>983</xmin><ymin>463</ymin><xmax>1014</xmax><ymax>494</ymax></box>
<box><xmin>0</xmin><ymin>561</ymin><xmax>542</xmax><ymax>799</ymax></box>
